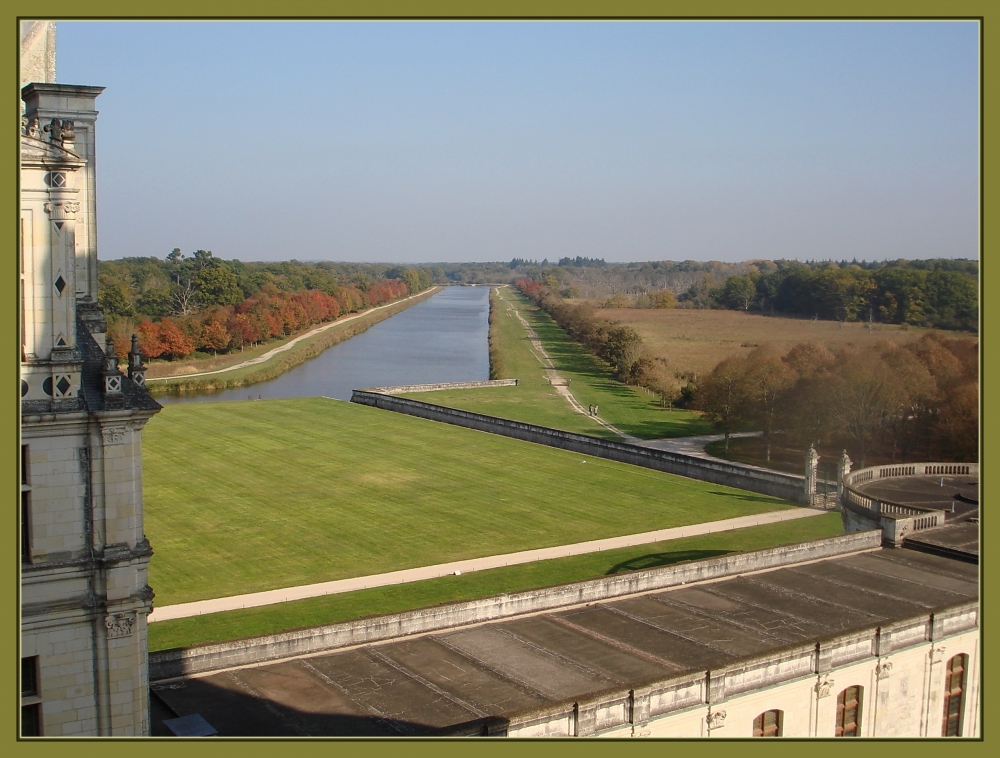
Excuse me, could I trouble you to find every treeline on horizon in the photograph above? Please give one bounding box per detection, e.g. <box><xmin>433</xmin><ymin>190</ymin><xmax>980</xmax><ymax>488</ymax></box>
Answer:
<box><xmin>98</xmin><ymin>251</ymin><xmax>433</xmax><ymax>361</ymax></box>
<box><xmin>513</xmin><ymin>257</ymin><xmax>978</xmax><ymax>332</ymax></box>
<box><xmin>517</xmin><ymin>276</ymin><xmax>978</xmax><ymax>465</ymax></box>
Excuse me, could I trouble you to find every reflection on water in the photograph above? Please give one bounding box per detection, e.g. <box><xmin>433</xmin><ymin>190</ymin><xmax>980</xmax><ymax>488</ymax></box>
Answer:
<box><xmin>157</xmin><ymin>286</ymin><xmax>490</xmax><ymax>405</ymax></box>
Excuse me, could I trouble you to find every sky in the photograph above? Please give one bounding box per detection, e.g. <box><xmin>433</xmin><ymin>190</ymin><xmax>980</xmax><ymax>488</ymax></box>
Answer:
<box><xmin>55</xmin><ymin>21</ymin><xmax>979</xmax><ymax>264</ymax></box>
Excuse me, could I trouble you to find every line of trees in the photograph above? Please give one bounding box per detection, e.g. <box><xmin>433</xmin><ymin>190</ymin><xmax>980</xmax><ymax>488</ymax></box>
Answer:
<box><xmin>516</xmin><ymin>278</ymin><xmax>685</xmax><ymax>403</ymax></box>
<box><xmin>695</xmin><ymin>336</ymin><xmax>978</xmax><ymax>465</ymax></box>
<box><xmin>679</xmin><ymin>259</ymin><xmax>978</xmax><ymax>332</ymax></box>
<box><xmin>100</xmin><ymin>251</ymin><xmax>429</xmax><ymax>361</ymax></box>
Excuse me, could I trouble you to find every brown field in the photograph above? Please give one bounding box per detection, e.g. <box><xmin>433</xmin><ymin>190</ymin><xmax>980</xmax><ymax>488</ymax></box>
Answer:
<box><xmin>587</xmin><ymin>306</ymin><xmax>977</xmax><ymax>378</ymax></box>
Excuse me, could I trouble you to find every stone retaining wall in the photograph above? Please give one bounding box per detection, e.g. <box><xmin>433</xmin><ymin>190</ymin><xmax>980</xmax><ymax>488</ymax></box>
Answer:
<box><xmin>363</xmin><ymin>379</ymin><xmax>518</xmax><ymax>395</ymax></box>
<box><xmin>351</xmin><ymin>390</ymin><xmax>808</xmax><ymax>503</ymax></box>
<box><xmin>149</xmin><ymin>531</ymin><xmax>880</xmax><ymax>681</ymax></box>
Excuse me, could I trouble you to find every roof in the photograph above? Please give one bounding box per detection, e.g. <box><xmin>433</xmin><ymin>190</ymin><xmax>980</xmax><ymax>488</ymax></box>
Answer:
<box><xmin>151</xmin><ymin>546</ymin><xmax>977</xmax><ymax>737</ymax></box>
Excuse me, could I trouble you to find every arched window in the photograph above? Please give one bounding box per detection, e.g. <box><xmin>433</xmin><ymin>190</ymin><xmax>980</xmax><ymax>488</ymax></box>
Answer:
<box><xmin>942</xmin><ymin>654</ymin><xmax>968</xmax><ymax>737</ymax></box>
<box><xmin>835</xmin><ymin>686</ymin><xmax>863</xmax><ymax>736</ymax></box>
<box><xmin>753</xmin><ymin>710</ymin><xmax>782</xmax><ymax>737</ymax></box>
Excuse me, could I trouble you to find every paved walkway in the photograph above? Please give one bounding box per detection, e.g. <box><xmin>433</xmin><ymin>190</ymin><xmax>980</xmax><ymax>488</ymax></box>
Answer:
<box><xmin>147</xmin><ymin>506</ymin><xmax>827</xmax><ymax>623</ymax></box>
<box><xmin>145</xmin><ymin>288</ymin><xmax>439</xmax><ymax>382</ymax></box>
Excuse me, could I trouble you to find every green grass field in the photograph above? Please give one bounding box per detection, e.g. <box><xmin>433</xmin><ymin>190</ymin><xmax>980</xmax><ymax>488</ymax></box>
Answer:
<box><xmin>148</xmin><ymin>512</ymin><xmax>842</xmax><ymax>650</ymax></box>
<box><xmin>402</xmin><ymin>288</ymin><xmax>712</xmax><ymax>440</ymax></box>
<box><xmin>143</xmin><ymin>397</ymin><xmax>793</xmax><ymax>606</ymax></box>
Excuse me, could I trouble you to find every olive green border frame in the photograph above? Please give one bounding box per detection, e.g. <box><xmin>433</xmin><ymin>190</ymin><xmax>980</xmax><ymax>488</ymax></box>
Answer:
<box><xmin>4</xmin><ymin>3</ymin><xmax>991</xmax><ymax>757</ymax></box>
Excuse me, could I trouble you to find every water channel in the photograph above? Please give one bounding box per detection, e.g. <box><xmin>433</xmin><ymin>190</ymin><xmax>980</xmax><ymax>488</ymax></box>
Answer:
<box><xmin>157</xmin><ymin>286</ymin><xmax>491</xmax><ymax>405</ymax></box>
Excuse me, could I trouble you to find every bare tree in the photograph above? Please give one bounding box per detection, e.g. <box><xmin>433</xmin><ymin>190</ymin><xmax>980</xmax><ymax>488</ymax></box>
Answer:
<box><xmin>172</xmin><ymin>277</ymin><xmax>200</xmax><ymax>316</ymax></box>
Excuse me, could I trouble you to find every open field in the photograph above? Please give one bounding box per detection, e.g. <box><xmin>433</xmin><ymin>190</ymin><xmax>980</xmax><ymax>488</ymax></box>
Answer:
<box><xmin>588</xmin><ymin>305</ymin><xmax>977</xmax><ymax>378</ymax></box>
<box><xmin>147</xmin><ymin>512</ymin><xmax>842</xmax><ymax>650</ymax></box>
<box><xmin>143</xmin><ymin>397</ymin><xmax>794</xmax><ymax>606</ymax></box>
<box><xmin>401</xmin><ymin>288</ymin><xmax>712</xmax><ymax>440</ymax></box>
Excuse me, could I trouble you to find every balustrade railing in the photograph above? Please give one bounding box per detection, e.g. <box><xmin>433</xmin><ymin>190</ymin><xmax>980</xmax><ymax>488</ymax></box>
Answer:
<box><xmin>839</xmin><ymin>461</ymin><xmax>974</xmax><ymax>539</ymax></box>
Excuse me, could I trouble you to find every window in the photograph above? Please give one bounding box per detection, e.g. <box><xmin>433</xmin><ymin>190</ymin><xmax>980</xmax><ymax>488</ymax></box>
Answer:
<box><xmin>753</xmin><ymin>710</ymin><xmax>782</xmax><ymax>737</ymax></box>
<box><xmin>836</xmin><ymin>686</ymin><xmax>863</xmax><ymax>737</ymax></box>
<box><xmin>21</xmin><ymin>657</ymin><xmax>41</xmax><ymax>736</ymax></box>
<box><xmin>21</xmin><ymin>491</ymin><xmax>31</xmax><ymax>562</ymax></box>
<box><xmin>942</xmin><ymin>654</ymin><xmax>968</xmax><ymax>737</ymax></box>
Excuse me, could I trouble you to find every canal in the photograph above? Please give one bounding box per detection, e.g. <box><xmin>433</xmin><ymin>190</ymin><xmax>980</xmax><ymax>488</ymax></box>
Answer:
<box><xmin>158</xmin><ymin>286</ymin><xmax>491</xmax><ymax>404</ymax></box>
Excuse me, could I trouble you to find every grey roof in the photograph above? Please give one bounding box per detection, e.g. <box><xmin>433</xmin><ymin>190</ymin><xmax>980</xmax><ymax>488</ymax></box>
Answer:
<box><xmin>151</xmin><ymin>547</ymin><xmax>977</xmax><ymax>737</ymax></box>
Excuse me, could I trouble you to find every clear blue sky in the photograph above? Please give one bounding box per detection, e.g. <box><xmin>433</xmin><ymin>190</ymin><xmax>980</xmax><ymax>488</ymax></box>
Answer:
<box><xmin>56</xmin><ymin>21</ymin><xmax>979</xmax><ymax>264</ymax></box>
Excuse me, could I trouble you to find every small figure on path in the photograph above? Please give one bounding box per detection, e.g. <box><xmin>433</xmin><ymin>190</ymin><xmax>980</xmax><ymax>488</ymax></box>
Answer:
<box><xmin>594</xmin><ymin>405</ymin><xmax>599</xmax><ymax>416</ymax></box>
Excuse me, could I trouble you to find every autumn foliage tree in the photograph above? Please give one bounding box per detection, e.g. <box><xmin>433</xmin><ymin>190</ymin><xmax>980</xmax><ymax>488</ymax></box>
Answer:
<box><xmin>694</xmin><ymin>334</ymin><xmax>977</xmax><ymax>465</ymax></box>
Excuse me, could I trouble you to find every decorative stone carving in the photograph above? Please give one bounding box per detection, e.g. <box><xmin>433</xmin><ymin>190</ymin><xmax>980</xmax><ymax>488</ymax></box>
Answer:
<box><xmin>22</xmin><ymin>116</ymin><xmax>41</xmax><ymax>138</ymax></box>
<box><xmin>44</xmin><ymin>118</ymin><xmax>75</xmax><ymax>145</ymax></box>
<box><xmin>816</xmin><ymin>677</ymin><xmax>835</xmax><ymax>698</ymax></box>
<box><xmin>837</xmin><ymin>450</ymin><xmax>852</xmax><ymax>497</ymax></box>
<box><xmin>876</xmin><ymin>661</ymin><xmax>893</xmax><ymax>680</ymax></box>
<box><xmin>52</xmin><ymin>373</ymin><xmax>76</xmax><ymax>399</ymax></box>
<box><xmin>102</xmin><ymin>427</ymin><xmax>126</xmax><ymax>446</ymax></box>
<box><xmin>707</xmin><ymin>710</ymin><xmax>727</xmax><ymax>730</ymax></box>
<box><xmin>105</xmin><ymin>612</ymin><xmax>134</xmax><ymax>639</ymax></box>
<box><xmin>103</xmin><ymin>339</ymin><xmax>124</xmax><ymax>396</ymax></box>
<box><xmin>128</xmin><ymin>333</ymin><xmax>147</xmax><ymax>387</ymax></box>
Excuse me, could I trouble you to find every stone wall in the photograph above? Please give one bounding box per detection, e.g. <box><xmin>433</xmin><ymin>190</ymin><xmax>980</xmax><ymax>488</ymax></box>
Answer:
<box><xmin>351</xmin><ymin>390</ymin><xmax>808</xmax><ymax>503</ymax></box>
<box><xmin>149</xmin><ymin>531</ymin><xmax>880</xmax><ymax>681</ymax></box>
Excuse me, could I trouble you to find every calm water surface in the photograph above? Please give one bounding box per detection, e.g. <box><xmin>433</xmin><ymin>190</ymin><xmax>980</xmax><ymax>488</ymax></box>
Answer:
<box><xmin>158</xmin><ymin>286</ymin><xmax>490</xmax><ymax>405</ymax></box>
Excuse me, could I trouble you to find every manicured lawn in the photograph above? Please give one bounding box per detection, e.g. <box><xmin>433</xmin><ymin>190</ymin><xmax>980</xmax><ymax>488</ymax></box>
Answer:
<box><xmin>144</xmin><ymin>397</ymin><xmax>793</xmax><ymax>606</ymax></box>
<box><xmin>147</xmin><ymin>512</ymin><xmax>843</xmax><ymax>650</ymax></box>
<box><xmin>403</xmin><ymin>288</ymin><xmax>712</xmax><ymax>440</ymax></box>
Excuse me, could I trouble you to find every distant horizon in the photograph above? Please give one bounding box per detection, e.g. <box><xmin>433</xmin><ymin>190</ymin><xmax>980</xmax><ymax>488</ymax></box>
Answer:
<box><xmin>58</xmin><ymin>21</ymin><xmax>979</xmax><ymax>264</ymax></box>
<box><xmin>103</xmin><ymin>253</ymin><xmax>980</xmax><ymax>266</ymax></box>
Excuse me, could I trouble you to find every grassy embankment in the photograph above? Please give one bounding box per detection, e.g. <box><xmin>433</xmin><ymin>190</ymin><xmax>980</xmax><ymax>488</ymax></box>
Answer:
<box><xmin>145</xmin><ymin>397</ymin><xmax>795</xmax><ymax>607</ymax></box>
<box><xmin>145</xmin><ymin>287</ymin><xmax>439</xmax><ymax>396</ymax></box>
<box><xmin>400</xmin><ymin>287</ymin><xmax>712</xmax><ymax>440</ymax></box>
<box><xmin>149</xmin><ymin>512</ymin><xmax>842</xmax><ymax>650</ymax></box>
<box><xmin>588</xmin><ymin>305</ymin><xmax>977</xmax><ymax>379</ymax></box>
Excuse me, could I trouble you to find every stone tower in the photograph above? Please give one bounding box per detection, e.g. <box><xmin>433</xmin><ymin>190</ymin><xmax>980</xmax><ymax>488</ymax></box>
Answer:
<box><xmin>20</xmin><ymin>46</ymin><xmax>162</xmax><ymax>735</ymax></box>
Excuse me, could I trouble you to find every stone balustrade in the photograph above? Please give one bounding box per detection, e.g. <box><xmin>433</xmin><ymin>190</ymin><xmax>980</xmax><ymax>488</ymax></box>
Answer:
<box><xmin>839</xmin><ymin>462</ymin><xmax>975</xmax><ymax>546</ymax></box>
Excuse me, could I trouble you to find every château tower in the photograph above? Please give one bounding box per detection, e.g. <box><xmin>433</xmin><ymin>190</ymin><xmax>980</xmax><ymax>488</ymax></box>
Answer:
<box><xmin>20</xmin><ymin>24</ymin><xmax>161</xmax><ymax>736</ymax></box>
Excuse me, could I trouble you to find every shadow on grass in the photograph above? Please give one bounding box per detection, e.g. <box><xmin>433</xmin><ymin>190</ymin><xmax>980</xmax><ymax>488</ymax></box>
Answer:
<box><xmin>605</xmin><ymin>549</ymin><xmax>733</xmax><ymax>575</ymax></box>
<box><xmin>706</xmin><ymin>490</ymin><xmax>789</xmax><ymax>505</ymax></box>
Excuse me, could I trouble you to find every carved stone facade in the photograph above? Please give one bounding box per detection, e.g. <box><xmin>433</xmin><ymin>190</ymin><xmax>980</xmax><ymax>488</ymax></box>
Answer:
<box><xmin>20</xmin><ymin>79</ymin><xmax>161</xmax><ymax>737</ymax></box>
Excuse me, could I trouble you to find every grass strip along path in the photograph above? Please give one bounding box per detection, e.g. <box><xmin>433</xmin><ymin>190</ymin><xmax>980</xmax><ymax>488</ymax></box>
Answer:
<box><xmin>144</xmin><ymin>397</ymin><xmax>795</xmax><ymax>608</ymax></box>
<box><xmin>147</xmin><ymin>512</ymin><xmax>843</xmax><ymax>651</ymax></box>
<box><xmin>400</xmin><ymin>287</ymin><xmax>713</xmax><ymax>440</ymax></box>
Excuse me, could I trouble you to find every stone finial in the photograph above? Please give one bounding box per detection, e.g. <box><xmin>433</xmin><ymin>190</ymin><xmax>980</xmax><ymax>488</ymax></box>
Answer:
<box><xmin>128</xmin><ymin>333</ymin><xmax>147</xmax><ymax>388</ymax></box>
<box><xmin>837</xmin><ymin>449</ymin><xmax>853</xmax><ymax>498</ymax></box>
<box><xmin>103</xmin><ymin>339</ymin><xmax>122</xmax><ymax>395</ymax></box>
